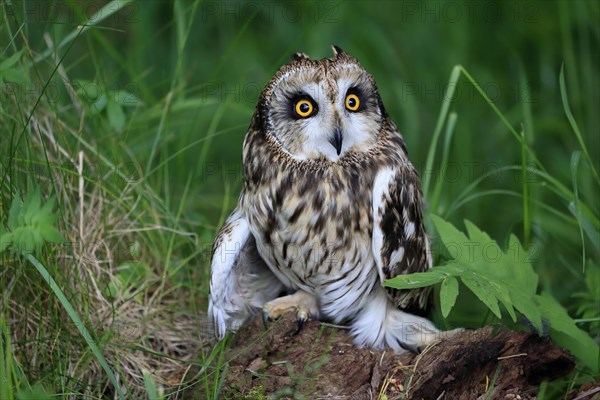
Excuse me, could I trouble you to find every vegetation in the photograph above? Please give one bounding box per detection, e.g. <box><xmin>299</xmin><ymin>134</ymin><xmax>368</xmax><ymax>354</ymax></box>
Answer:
<box><xmin>0</xmin><ymin>0</ymin><xmax>598</xmax><ymax>398</ymax></box>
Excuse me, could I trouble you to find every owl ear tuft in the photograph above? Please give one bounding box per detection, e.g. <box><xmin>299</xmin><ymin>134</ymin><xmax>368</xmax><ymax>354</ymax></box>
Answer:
<box><xmin>331</xmin><ymin>45</ymin><xmax>346</xmax><ymax>57</ymax></box>
<box><xmin>291</xmin><ymin>52</ymin><xmax>310</xmax><ymax>62</ymax></box>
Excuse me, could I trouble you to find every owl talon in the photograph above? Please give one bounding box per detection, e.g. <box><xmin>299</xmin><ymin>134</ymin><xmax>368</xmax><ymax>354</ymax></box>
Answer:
<box><xmin>262</xmin><ymin>309</ymin><xmax>271</xmax><ymax>328</ymax></box>
<box><xmin>262</xmin><ymin>290</ymin><xmax>319</xmax><ymax>331</ymax></box>
<box><xmin>295</xmin><ymin>310</ymin><xmax>308</xmax><ymax>334</ymax></box>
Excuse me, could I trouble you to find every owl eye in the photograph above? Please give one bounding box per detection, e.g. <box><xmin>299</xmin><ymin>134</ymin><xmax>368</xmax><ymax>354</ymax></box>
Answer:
<box><xmin>345</xmin><ymin>93</ymin><xmax>360</xmax><ymax>111</ymax></box>
<box><xmin>294</xmin><ymin>99</ymin><xmax>316</xmax><ymax>118</ymax></box>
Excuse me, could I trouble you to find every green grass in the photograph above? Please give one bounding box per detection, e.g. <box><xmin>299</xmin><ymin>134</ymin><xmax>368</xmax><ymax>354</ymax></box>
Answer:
<box><xmin>1</xmin><ymin>0</ymin><xmax>599</xmax><ymax>398</ymax></box>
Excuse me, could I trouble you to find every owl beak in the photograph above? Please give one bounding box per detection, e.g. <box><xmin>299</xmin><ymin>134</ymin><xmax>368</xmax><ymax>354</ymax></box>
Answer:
<box><xmin>329</xmin><ymin>128</ymin><xmax>343</xmax><ymax>155</ymax></box>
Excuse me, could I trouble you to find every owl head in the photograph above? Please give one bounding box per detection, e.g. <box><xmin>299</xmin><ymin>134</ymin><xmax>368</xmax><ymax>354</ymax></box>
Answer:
<box><xmin>258</xmin><ymin>46</ymin><xmax>388</xmax><ymax>161</ymax></box>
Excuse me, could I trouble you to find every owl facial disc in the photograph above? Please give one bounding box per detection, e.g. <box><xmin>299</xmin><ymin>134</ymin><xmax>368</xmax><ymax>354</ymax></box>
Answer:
<box><xmin>262</xmin><ymin>48</ymin><xmax>384</xmax><ymax>161</ymax></box>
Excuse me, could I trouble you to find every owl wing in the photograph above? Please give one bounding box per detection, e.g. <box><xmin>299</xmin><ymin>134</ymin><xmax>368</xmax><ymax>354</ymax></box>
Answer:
<box><xmin>371</xmin><ymin>166</ymin><xmax>432</xmax><ymax>314</ymax></box>
<box><xmin>208</xmin><ymin>207</ymin><xmax>284</xmax><ymax>339</ymax></box>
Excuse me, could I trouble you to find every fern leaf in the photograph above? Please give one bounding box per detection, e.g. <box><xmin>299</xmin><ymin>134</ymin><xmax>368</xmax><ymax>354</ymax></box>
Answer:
<box><xmin>384</xmin><ymin>216</ymin><xmax>597</xmax><ymax>371</ymax></box>
<box><xmin>440</xmin><ymin>276</ymin><xmax>459</xmax><ymax>318</ymax></box>
<box><xmin>1</xmin><ymin>188</ymin><xmax>64</xmax><ymax>254</ymax></box>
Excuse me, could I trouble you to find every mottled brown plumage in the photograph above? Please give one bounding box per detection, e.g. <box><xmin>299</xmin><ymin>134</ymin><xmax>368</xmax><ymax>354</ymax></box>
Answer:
<box><xmin>209</xmin><ymin>47</ymin><xmax>445</xmax><ymax>351</ymax></box>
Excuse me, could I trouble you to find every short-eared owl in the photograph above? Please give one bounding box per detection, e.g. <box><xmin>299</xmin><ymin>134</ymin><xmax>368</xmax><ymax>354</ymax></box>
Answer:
<box><xmin>208</xmin><ymin>46</ymin><xmax>447</xmax><ymax>351</ymax></box>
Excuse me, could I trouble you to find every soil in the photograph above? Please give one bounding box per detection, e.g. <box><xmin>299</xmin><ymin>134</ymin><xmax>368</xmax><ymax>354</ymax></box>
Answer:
<box><xmin>220</xmin><ymin>312</ymin><xmax>576</xmax><ymax>399</ymax></box>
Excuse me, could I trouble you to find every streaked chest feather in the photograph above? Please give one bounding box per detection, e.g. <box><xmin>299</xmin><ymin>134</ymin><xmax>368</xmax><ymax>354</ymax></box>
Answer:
<box><xmin>242</xmin><ymin>165</ymin><xmax>374</xmax><ymax>291</ymax></box>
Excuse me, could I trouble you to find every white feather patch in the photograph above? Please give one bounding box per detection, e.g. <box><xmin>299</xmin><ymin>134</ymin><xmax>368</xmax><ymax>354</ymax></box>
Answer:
<box><xmin>371</xmin><ymin>167</ymin><xmax>396</xmax><ymax>285</ymax></box>
<box><xmin>208</xmin><ymin>209</ymin><xmax>250</xmax><ymax>339</ymax></box>
<box><xmin>389</xmin><ymin>247</ymin><xmax>405</xmax><ymax>266</ymax></box>
<box><xmin>405</xmin><ymin>222</ymin><xmax>415</xmax><ymax>239</ymax></box>
<box><xmin>351</xmin><ymin>288</ymin><xmax>440</xmax><ymax>352</ymax></box>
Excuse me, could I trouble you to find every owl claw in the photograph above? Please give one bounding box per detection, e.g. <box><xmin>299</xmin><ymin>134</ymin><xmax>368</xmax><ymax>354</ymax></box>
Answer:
<box><xmin>295</xmin><ymin>310</ymin><xmax>308</xmax><ymax>334</ymax></box>
<box><xmin>262</xmin><ymin>290</ymin><xmax>319</xmax><ymax>332</ymax></box>
<box><xmin>262</xmin><ymin>309</ymin><xmax>272</xmax><ymax>328</ymax></box>
<box><xmin>262</xmin><ymin>305</ymin><xmax>309</xmax><ymax>334</ymax></box>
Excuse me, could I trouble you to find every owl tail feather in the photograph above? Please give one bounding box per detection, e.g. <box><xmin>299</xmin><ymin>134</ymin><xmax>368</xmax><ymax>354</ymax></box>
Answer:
<box><xmin>350</xmin><ymin>289</ymin><xmax>443</xmax><ymax>352</ymax></box>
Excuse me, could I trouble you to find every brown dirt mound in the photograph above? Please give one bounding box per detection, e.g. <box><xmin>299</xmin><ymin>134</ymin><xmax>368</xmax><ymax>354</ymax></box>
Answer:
<box><xmin>221</xmin><ymin>312</ymin><xmax>575</xmax><ymax>399</ymax></box>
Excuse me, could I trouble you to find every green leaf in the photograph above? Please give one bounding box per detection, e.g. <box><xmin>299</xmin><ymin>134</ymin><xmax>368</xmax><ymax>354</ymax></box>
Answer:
<box><xmin>389</xmin><ymin>216</ymin><xmax>595</xmax><ymax>369</ymax></box>
<box><xmin>506</xmin><ymin>234</ymin><xmax>538</xmax><ymax>293</ymax></box>
<box><xmin>12</xmin><ymin>227</ymin><xmax>33</xmax><ymax>253</ymax></box>
<box><xmin>440</xmin><ymin>276</ymin><xmax>459</xmax><ymax>318</ymax></box>
<box><xmin>38</xmin><ymin>225</ymin><xmax>64</xmax><ymax>243</ymax></box>
<box><xmin>3</xmin><ymin>188</ymin><xmax>64</xmax><ymax>254</ymax></box>
<box><xmin>1</xmin><ymin>68</ymin><xmax>31</xmax><ymax>85</ymax></box>
<box><xmin>460</xmin><ymin>271</ymin><xmax>502</xmax><ymax>319</ymax></box>
<box><xmin>16</xmin><ymin>383</ymin><xmax>53</xmax><ymax>400</ymax></box>
<box><xmin>431</xmin><ymin>216</ymin><xmax>540</xmax><ymax>325</ymax></box>
<box><xmin>463</xmin><ymin>219</ymin><xmax>494</xmax><ymax>265</ymax></box>
<box><xmin>38</xmin><ymin>196</ymin><xmax>59</xmax><ymax>225</ymax></box>
<box><xmin>23</xmin><ymin>188</ymin><xmax>41</xmax><ymax>225</ymax></box>
<box><xmin>0</xmin><ymin>233</ymin><xmax>10</xmax><ymax>253</ymax></box>
<box><xmin>385</xmin><ymin>269</ymin><xmax>446</xmax><ymax>289</ymax></box>
<box><xmin>538</xmin><ymin>292</ymin><xmax>599</xmax><ymax>371</ymax></box>
<box><xmin>113</xmin><ymin>90</ymin><xmax>143</xmax><ymax>106</ymax></box>
<box><xmin>7</xmin><ymin>194</ymin><xmax>22</xmax><ymax>230</ymax></box>
<box><xmin>73</xmin><ymin>79</ymin><xmax>100</xmax><ymax>101</ymax></box>
<box><xmin>0</xmin><ymin>224</ymin><xmax>7</xmax><ymax>253</ymax></box>
<box><xmin>92</xmin><ymin>94</ymin><xmax>108</xmax><ymax>113</ymax></box>
<box><xmin>430</xmin><ymin>215</ymin><xmax>472</xmax><ymax>264</ymax></box>
<box><xmin>489</xmin><ymin>280</ymin><xmax>517</xmax><ymax>322</ymax></box>
<box><xmin>0</xmin><ymin>50</ymin><xmax>23</xmax><ymax>69</ymax></box>
<box><xmin>107</xmin><ymin>101</ymin><xmax>126</xmax><ymax>132</ymax></box>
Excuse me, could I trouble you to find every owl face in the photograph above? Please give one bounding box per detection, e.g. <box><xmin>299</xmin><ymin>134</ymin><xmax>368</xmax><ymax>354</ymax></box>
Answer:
<box><xmin>261</xmin><ymin>47</ymin><xmax>385</xmax><ymax>161</ymax></box>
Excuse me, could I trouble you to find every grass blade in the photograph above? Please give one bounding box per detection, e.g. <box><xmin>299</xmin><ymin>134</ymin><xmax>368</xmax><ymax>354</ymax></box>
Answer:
<box><xmin>570</xmin><ymin>151</ymin><xmax>587</xmax><ymax>272</ymax></box>
<box><xmin>430</xmin><ymin>111</ymin><xmax>457</xmax><ymax>214</ymax></box>
<box><xmin>559</xmin><ymin>64</ymin><xmax>600</xmax><ymax>185</ymax></box>
<box><xmin>0</xmin><ymin>318</ymin><xmax>15</xmax><ymax>400</ymax></box>
<box><xmin>521</xmin><ymin>128</ymin><xmax>531</xmax><ymax>247</ymax></box>
<box><xmin>24</xmin><ymin>254</ymin><xmax>127</xmax><ymax>400</ymax></box>
<box><xmin>422</xmin><ymin>65</ymin><xmax>461</xmax><ymax>198</ymax></box>
<box><xmin>438</xmin><ymin>66</ymin><xmax>599</xmax><ymax>232</ymax></box>
<box><xmin>32</xmin><ymin>1</ymin><xmax>135</xmax><ymax>64</ymax></box>
<box><xmin>143</xmin><ymin>370</ymin><xmax>162</xmax><ymax>400</ymax></box>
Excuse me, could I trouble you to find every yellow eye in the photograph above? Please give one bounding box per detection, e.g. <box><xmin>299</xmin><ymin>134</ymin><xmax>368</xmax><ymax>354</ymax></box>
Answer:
<box><xmin>295</xmin><ymin>99</ymin><xmax>315</xmax><ymax>118</ymax></box>
<box><xmin>345</xmin><ymin>93</ymin><xmax>360</xmax><ymax>111</ymax></box>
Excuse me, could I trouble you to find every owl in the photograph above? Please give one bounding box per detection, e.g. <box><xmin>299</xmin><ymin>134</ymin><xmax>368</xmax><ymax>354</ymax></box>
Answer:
<box><xmin>208</xmin><ymin>46</ymin><xmax>448</xmax><ymax>352</ymax></box>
